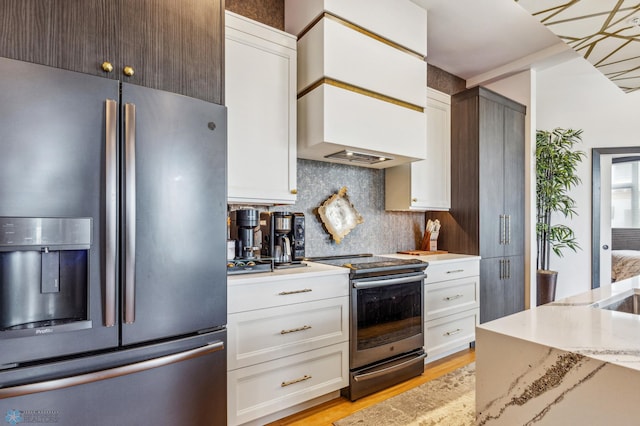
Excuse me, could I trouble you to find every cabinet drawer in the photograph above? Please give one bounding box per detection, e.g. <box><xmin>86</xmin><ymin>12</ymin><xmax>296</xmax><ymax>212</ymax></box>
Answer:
<box><xmin>425</xmin><ymin>259</ymin><xmax>479</xmax><ymax>284</ymax></box>
<box><xmin>228</xmin><ymin>342</ymin><xmax>349</xmax><ymax>426</ymax></box>
<box><xmin>425</xmin><ymin>310</ymin><xmax>478</xmax><ymax>360</ymax></box>
<box><xmin>228</xmin><ymin>296</ymin><xmax>348</xmax><ymax>370</ymax></box>
<box><xmin>228</xmin><ymin>273</ymin><xmax>349</xmax><ymax>313</ymax></box>
<box><xmin>425</xmin><ymin>276</ymin><xmax>479</xmax><ymax>322</ymax></box>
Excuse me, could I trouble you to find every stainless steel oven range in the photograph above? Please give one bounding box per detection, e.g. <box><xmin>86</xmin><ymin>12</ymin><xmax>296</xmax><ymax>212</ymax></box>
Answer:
<box><xmin>310</xmin><ymin>255</ymin><xmax>428</xmax><ymax>400</ymax></box>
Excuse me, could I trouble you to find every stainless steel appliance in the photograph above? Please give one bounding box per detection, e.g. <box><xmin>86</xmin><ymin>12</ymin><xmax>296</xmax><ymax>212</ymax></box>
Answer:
<box><xmin>311</xmin><ymin>254</ymin><xmax>428</xmax><ymax>401</ymax></box>
<box><xmin>260</xmin><ymin>211</ymin><xmax>306</xmax><ymax>268</ymax></box>
<box><xmin>228</xmin><ymin>208</ymin><xmax>271</xmax><ymax>274</ymax></box>
<box><xmin>0</xmin><ymin>57</ymin><xmax>227</xmax><ymax>425</ymax></box>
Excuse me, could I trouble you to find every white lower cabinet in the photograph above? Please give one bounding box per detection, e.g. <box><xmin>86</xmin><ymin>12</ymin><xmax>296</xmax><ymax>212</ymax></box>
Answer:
<box><xmin>424</xmin><ymin>258</ymin><xmax>480</xmax><ymax>362</ymax></box>
<box><xmin>227</xmin><ymin>270</ymin><xmax>349</xmax><ymax>425</ymax></box>
<box><xmin>228</xmin><ymin>342</ymin><xmax>349</xmax><ymax>426</ymax></box>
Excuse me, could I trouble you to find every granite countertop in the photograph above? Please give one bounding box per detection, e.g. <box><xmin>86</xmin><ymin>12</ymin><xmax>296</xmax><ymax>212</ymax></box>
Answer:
<box><xmin>478</xmin><ymin>275</ymin><xmax>640</xmax><ymax>372</ymax></box>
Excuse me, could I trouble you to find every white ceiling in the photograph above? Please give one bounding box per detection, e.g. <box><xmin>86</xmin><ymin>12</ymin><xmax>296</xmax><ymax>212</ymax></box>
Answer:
<box><xmin>517</xmin><ymin>0</ymin><xmax>640</xmax><ymax>93</ymax></box>
<box><xmin>413</xmin><ymin>0</ymin><xmax>567</xmax><ymax>82</ymax></box>
<box><xmin>413</xmin><ymin>0</ymin><xmax>640</xmax><ymax>92</ymax></box>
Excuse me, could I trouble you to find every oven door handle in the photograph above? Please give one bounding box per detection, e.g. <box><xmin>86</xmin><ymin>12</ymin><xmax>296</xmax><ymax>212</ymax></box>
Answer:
<box><xmin>352</xmin><ymin>274</ymin><xmax>426</xmax><ymax>289</ymax></box>
<box><xmin>353</xmin><ymin>352</ymin><xmax>427</xmax><ymax>382</ymax></box>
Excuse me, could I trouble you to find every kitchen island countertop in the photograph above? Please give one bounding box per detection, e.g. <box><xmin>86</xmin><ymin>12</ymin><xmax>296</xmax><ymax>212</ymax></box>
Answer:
<box><xmin>475</xmin><ymin>276</ymin><xmax>640</xmax><ymax>425</ymax></box>
<box><xmin>479</xmin><ymin>275</ymin><xmax>640</xmax><ymax>371</ymax></box>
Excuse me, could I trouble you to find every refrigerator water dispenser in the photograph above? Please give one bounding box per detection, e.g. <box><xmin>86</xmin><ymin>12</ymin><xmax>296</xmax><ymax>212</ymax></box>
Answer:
<box><xmin>0</xmin><ymin>217</ymin><xmax>92</xmax><ymax>336</ymax></box>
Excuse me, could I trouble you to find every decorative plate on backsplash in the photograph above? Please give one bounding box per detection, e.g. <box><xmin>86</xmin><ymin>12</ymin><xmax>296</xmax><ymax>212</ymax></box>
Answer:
<box><xmin>318</xmin><ymin>187</ymin><xmax>363</xmax><ymax>244</ymax></box>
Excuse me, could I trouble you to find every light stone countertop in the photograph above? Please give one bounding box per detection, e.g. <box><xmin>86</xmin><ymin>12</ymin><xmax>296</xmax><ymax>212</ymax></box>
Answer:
<box><xmin>478</xmin><ymin>275</ymin><xmax>640</xmax><ymax>372</ymax></box>
<box><xmin>381</xmin><ymin>252</ymin><xmax>481</xmax><ymax>264</ymax></box>
<box><xmin>227</xmin><ymin>260</ymin><xmax>348</xmax><ymax>285</ymax></box>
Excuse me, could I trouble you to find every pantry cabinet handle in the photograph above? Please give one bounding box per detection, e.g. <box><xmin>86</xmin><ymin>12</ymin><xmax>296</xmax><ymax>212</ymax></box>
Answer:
<box><xmin>499</xmin><ymin>259</ymin><xmax>504</xmax><ymax>280</ymax></box>
<box><xmin>499</xmin><ymin>214</ymin><xmax>505</xmax><ymax>244</ymax></box>
<box><xmin>444</xmin><ymin>294</ymin><xmax>463</xmax><ymax>301</ymax></box>
<box><xmin>280</xmin><ymin>325</ymin><xmax>312</xmax><ymax>335</ymax></box>
<box><xmin>278</xmin><ymin>288</ymin><xmax>312</xmax><ymax>295</ymax></box>
<box><xmin>104</xmin><ymin>99</ymin><xmax>117</xmax><ymax>327</ymax></box>
<box><xmin>507</xmin><ymin>259</ymin><xmax>511</xmax><ymax>279</ymax></box>
<box><xmin>444</xmin><ymin>328</ymin><xmax>462</xmax><ymax>336</ymax></box>
<box><xmin>506</xmin><ymin>215</ymin><xmax>511</xmax><ymax>245</ymax></box>
<box><xmin>281</xmin><ymin>374</ymin><xmax>312</xmax><ymax>387</ymax></box>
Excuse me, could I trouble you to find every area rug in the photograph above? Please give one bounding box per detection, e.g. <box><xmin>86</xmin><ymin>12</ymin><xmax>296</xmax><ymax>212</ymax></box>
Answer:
<box><xmin>334</xmin><ymin>363</ymin><xmax>475</xmax><ymax>426</ymax></box>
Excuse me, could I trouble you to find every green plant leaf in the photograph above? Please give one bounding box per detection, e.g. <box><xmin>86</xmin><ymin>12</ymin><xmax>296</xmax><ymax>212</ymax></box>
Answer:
<box><xmin>535</xmin><ymin>128</ymin><xmax>585</xmax><ymax>270</ymax></box>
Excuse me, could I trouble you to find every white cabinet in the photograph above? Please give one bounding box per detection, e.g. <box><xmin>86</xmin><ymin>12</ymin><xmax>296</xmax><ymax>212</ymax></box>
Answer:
<box><xmin>225</xmin><ymin>11</ymin><xmax>298</xmax><ymax>205</ymax></box>
<box><xmin>227</xmin><ymin>269</ymin><xmax>349</xmax><ymax>425</ymax></box>
<box><xmin>385</xmin><ymin>87</ymin><xmax>451</xmax><ymax>211</ymax></box>
<box><xmin>424</xmin><ymin>257</ymin><xmax>479</xmax><ymax>362</ymax></box>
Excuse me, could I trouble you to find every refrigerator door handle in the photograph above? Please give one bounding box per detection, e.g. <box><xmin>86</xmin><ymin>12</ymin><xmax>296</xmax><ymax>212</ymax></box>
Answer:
<box><xmin>105</xmin><ymin>99</ymin><xmax>118</xmax><ymax>327</ymax></box>
<box><xmin>124</xmin><ymin>102</ymin><xmax>137</xmax><ymax>324</ymax></box>
<box><xmin>0</xmin><ymin>341</ymin><xmax>224</xmax><ymax>399</ymax></box>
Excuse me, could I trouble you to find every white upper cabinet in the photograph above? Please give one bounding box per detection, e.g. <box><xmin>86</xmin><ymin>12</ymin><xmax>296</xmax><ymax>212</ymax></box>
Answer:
<box><xmin>225</xmin><ymin>11</ymin><xmax>298</xmax><ymax>204</ymax></box>
<box><xmin>385</xmin><ymin>88</ymin><xmax>451</xmax><ymax>211</ymax></box>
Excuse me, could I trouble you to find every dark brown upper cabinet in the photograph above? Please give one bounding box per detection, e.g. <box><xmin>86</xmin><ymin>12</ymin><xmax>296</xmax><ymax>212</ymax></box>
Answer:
<box><xmin>0</xmin><ymin>0</ymin><xmax>223</xmax><ymax>104</ymax></box>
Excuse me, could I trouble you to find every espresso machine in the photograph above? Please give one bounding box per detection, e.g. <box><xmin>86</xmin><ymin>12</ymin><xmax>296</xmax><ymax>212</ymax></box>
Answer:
<box><xmin>228</xmin><ymin>209</ymin><xmax>272</xmax><ymax>274</ymax></box>
<box><xmin>260</xmin><ymin>211</ymin><xmax>306</xmax><ymax>269</ymax></box>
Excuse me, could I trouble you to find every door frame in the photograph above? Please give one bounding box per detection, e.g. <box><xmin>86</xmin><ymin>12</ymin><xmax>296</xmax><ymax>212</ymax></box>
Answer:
<box><xmin>592</xmin><ymin>147</ymin><xmax>640</xmax><ymax>289</ymax></box>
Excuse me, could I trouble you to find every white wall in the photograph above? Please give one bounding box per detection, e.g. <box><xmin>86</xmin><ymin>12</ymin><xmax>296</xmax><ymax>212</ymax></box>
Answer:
<box><xmin>536</xmin><ymin>57</ymin><xmax>640</xmax><ymax>298</ymax></box>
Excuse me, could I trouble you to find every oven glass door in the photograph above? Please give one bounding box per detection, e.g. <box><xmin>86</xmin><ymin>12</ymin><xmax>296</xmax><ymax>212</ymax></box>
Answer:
<box><xmin>352</xmin><ymin>273</ymin><xmax>424</xmax><ymax>367</ymax></box>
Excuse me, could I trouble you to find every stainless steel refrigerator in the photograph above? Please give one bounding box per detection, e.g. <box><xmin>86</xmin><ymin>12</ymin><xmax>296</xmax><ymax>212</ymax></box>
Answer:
<box><xmin>0</xmin><ymin>57</ymin><xmax>227</xmax><ymax>425</ymax></box>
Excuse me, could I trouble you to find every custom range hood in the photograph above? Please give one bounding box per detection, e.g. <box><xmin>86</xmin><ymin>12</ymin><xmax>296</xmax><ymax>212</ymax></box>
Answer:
<box><xmin>285</xmin><ymin>0</ymin><xmax>428</xmax><ymax>169</ymax></box>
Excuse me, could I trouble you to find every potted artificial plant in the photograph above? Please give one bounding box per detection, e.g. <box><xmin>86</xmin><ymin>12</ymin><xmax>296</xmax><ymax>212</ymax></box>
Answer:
<box><xmin>535</xmin><ymin>128</ymin><xmax>586</xmax><ymax>305</ymax></box>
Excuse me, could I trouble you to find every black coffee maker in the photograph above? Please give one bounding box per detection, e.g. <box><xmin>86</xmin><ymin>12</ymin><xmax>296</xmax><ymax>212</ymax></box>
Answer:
<box><xmin>228</xmin><ymin>209</ymin><xmax>271</xmax><ymax>274</ymax></box>
<box><xmin>260</xmin><ymin>211</ymin><xmax>306</xmax><ymax>269</ymax></box>
<box><xmin>229</xmin><ymin>208</ymin><xmax>259</xmax><ymax>259</ymax></box>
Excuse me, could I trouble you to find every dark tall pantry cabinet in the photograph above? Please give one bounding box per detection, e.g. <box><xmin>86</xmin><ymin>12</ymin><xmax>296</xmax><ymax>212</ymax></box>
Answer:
<box><xmin>428</xmin><ymin>86</ymin><xmax>526</xmax><ymax>323</ymax></box>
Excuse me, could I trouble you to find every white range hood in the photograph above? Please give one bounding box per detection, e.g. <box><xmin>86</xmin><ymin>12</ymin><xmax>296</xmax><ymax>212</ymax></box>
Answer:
<box><xmin>285</xmin><ymin>0</ymin><xmax>428</xmax><ymax>169</ymax></box>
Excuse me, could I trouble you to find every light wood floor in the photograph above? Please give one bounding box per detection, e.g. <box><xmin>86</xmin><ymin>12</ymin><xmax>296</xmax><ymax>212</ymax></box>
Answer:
<box><xmin>267</xmin><ymin>348</ymin><xmax>476</xmax><ymax>426</ymax></box>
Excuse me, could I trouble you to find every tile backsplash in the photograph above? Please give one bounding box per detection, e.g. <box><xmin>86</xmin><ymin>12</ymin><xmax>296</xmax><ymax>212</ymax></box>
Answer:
<box><xmin>230</xmin><ymin>159</ymin><xmax>425</xmax><ymax>257</ymax></box>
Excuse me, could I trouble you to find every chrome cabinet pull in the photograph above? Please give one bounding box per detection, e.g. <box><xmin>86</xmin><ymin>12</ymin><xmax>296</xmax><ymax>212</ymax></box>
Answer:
<box><xmin>507</xmin><ymin>259</ymin><xmax>511</xmax><ymax>279</ymax></box>
<box><xmin>506</xmin><ymin>215</ymin><xmax>511</xmax><ymax>245</ymax></box>
<box><xmin>499</xmin><ymin>259</ymin><xmax>503</xmax><ymax>279</ymax></box>
<box><xmin>446</xmin><ymin>269</ymin><xmax>464</xmax><ymax>274</ymax></box>
<box><xmin>278</xmin><ymin>288</ymin><xmax>312</xmax><ymax>296</ymax></box>
<box><xmin>124</xmin><ymin>102</ymin><xmax>137</xmax><ymax>324</ymax></box>
<box><xmin>444</xmin><ymin>294</ymin><xmax>463</xmax><ymax>301</ymax></box>
<box><xmin>444</xmin><ymin>328</ymin><xmax>462</xmax><ymax>336</ymax></box>
<box><xmin>499</xmin><ymin>214</ymin><xmax>505</xmax><ymax>244</ymax></box>
<box><xmin>105</xmin><ymin>99</ymin><xmax>117</xmax><ymax>327</ymax></box>
<box><xmin>280</xmin><ymin>325</ymin><xmax>312</xmax><ymax>335</ymax></box>
<box><xmin>281</xmin><ymin>374</ymin><xmax>312</xmax><ymax>387</ymax></box>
